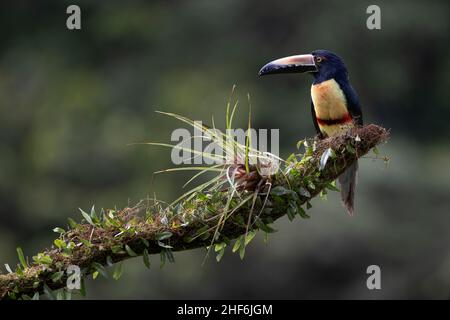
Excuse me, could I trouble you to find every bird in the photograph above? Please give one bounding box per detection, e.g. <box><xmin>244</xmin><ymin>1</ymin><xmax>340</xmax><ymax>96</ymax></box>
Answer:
<box><xmin>258</xmin><ymin>49</ymin><xmax>363</xmax><ymax>215</ymax></box>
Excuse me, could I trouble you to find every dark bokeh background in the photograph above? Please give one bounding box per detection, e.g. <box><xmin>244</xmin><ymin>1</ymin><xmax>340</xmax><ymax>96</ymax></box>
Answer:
<box><xmin>1</xmin><ymin>0</ymin><xmax>449</xmax><ymax>299</ymax></box>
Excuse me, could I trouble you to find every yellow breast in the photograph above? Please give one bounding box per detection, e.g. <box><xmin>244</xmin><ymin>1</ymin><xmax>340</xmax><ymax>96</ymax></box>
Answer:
<box><xmin>311</xmin><ymin>79</ymin><xmax>353</xmax><ymax>137</ymax></box>
<box><xmin>311</xmin><ymin>79</ymin><xmax>349</xmax><ymax>120</ymax></box>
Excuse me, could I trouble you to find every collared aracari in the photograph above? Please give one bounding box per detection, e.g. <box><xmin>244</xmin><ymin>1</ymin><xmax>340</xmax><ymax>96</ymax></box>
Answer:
<box><xmin>259</xmin><ymin>50</ymin><xmax>363</xmax><ymax>215</ymax></box>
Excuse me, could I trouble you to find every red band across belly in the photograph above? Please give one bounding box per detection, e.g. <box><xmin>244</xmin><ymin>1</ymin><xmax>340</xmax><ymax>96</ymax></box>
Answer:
<box><xmin>316</xmin><ymin>113</ymin><xmax>352</xmax><ymax>126</ymax></box>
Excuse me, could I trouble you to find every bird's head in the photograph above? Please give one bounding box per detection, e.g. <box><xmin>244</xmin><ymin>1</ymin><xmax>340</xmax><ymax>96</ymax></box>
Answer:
<box><xmin>259</xmin><ymin>49</ymin><xmax>348</xmax><ymax>83</ymax></box>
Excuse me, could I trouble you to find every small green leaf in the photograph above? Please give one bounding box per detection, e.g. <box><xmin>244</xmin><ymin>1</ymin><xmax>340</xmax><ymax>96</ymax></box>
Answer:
<box><xmin>298</xmin><ymin>206</ymin><xmax>310</xmax><ymax>219</ymax></box>
<box><xmin>156</xmin><ymin>231</ymin><xmax>173</xmax><ymax>241</ymax></box>
<box><xmin>296</xmin><ymin>139</ymin><xmax>305</xmax><ymax>150</ymax></box>
<box><xmin>92</xmin><ymin>271</ymin><xmax>99</xmax><ymax>280</ymax></box>
<box><xmin>113</xmin><ymin>262</ymin><xmax>123</xmax><ymax>280</ymax></box>
<box><xmin>165</xmin><ymin>249</ymin><xmax>175</xmax><ymax>263</ymax></box>
<box><xmin>183</xmin><ymin>236</ymin><xmax>194</xmax><ymax>243</ymax></box>
<box><xmin>51</xmin><ymin>271</ymin><xmax>64</xmax><ymax>283</ymax></box>
<box><xmin>232</xmin><ymin>236</ymin><xmax>242</xmax><ymax>253</ymax></box>
<box><xmin>32</xmin><ymin>253</ymin><xmax>53</xmax><ymax>265</ymax></box>
<box><xmin>67</xmin><ymin>241</ymin><xmax>76</xmax><ymax>250</ymax></box>
<box><xmin>79</xmin><ymin>208</ymin><xmax>95</xmax><ymax>226</ymax></box>
<box><xmin>110</xmin><ymin>245</ymin><xmax>123</xmax><ymax>253</ymax></box>
<box><xmin>56</xmin><ymin>290</ymin><xmax>64</xmax><ymax>301</ymax></box>
<box><xmin>287</xmin><ymin>207</ymin><xmax>296</xmax><ymax>221</ymax></box>
<box><xmin>16</xmin><ymin>247</ymin><xmax>27</xmax><ymax>269</ymax></box>
<box><xmin>157</xmin><ymin>241</ymin><xmax>173</xmax><ymax>249</ymax></box>
<box><xmin>5</xmin><ymin>263</ymin><xmax>13</xmax><ymax>273</ymax></box>
<box><xmin>234</xmin><ymin>215</ymin><xmax>245</xmax><ymax>226</ymax></box>
<box><xmin>298</xmin><ymin>187</ymin><xmax>311</xmax><ymax>198</ymax></box>
<box><xmin>32</xmin><ymin>292</ymin><xmax>40</xmax><ymax>300</ymax></box>
<box><xmin>43</xmin><ymin>284</ymin><xmax>55</xmax><ymax>300</ymax></box>
<box><xmin>80</xmin><ymin>278</ymin><xmax>86</xmax><ymax>297</ymax></box>
<box><xmin>106</xmin><ymin>256</ymin><xmax>114</xmax><ymax>267</ymax></box>
<box><xmin>52</xmin><ymin>227</ymin><xmax>66</xmax><ymax>234</ymax></box>
<box><xmin>67</xmin><ymin>218</ymin><xmax>78</xmax><ymax>229</ymax></box>
<box><xmin>16</xmin><ymin>265</ymin><xmax>24</xmax><ymax>276</ymax></box>
<box><xmin>90</xmin><ymin>205</ymin><xmax>98</xmax><ymax>221</ymax></box>
<box><xmin>173</xmin><ymin>203</ymin><xmax>182</xmax><ymax>215</ymax></box>
<box><xmin>326</xmin><ymin>181</ymin><xmax>340</xmax><ymax>192</ymax></box>
<box><xmin>141</xmin><ymin>238</ymin><xmax>149</xmax><ymax>248</ymax></box>
<box><xmin>346</xmin><ymin>144</ymin><xmax>356</xmax><ymax>154</ymax></box>
<box><xmin>124</xmin><ymin>245</ymin><xmax>137</xmax><ymax>257</ymax></box>
<box><xmin>200</xmin><ymin>231</ymin><xmax>211</xmax><ymax>241</ymax></box>
<box><xmin>92</xmin><ymin>262</ymin><xmax>108</xmax><ymax>278</ymax></box>
<box><xmin>270</xmin><ymin>186</ymin><xmax>291</xmax><ymax>196</ymax></box>
<box><xmin>80</xmin><ymin>239</ymin><xmax>93</xmax><ymax>248</ymax></box>
<box><xmin>216</xmin><ymin>247</ymin><xmax>225</xmax><ymax>262</ymax></box>
<box><xmin>143</xmin><ymin>249</ymin><xmax>150</xmax><ymax>269</ymax></box>
<box><xmin>104</xmin><ymin>213</ymin><xmax>121</xmax><ymax>228</ymax></box>
<box><xmin>54</xmin><ymin>239</ymin><xmax>66</xmax><ymax>250</ymax></box>
<box><xmin>305</xmin><ymin>143</ymin><xmax>314</xmax><ymax>156</ymax></box>
<box><xmin>373</xmin><ymin>146</ymin><xmax>380</xmax><ymax>155</ymax></box>
<box><xmin>214</xmin><ymin>242</ymin><xmax>226</xmax><ymax>252</ymax></box>
<box><xmin>255</xmin><ymin>218</ymin><xmax>276</xmax><ymax>233</ymax></box>
<box><xmin>286</xmin><ymin>153</ymin><xmax>297</xmax><ymax>163</ymax></box>
<box><xmin>244</xmin><ymin>231</ymin><xmax>256</xmax><ymax>246</ymax></box>
<box><xmin>160</xmin><ymin>250</ymin><xmax>166</xmax><ymax>268</ymax></box>
<box><xmin>239</xmin><ymin>245</ymin><xmax>245</xmax><ymax>260</ymax></box>
<box><xmin>5</xmin><ymin>264</ymin><xmax>13</xmax><ymax>273</ymax></box>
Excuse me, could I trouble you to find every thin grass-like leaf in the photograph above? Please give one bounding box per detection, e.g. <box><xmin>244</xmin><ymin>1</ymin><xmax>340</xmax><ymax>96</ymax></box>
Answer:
<box><xmin>245</xmin><ymin>95</ymin><xmax>252</xmax><ymax>173</ymax></box>
<box><xmin>154</xmin><ymin>166</ymin><xmax>223</xmax><ymax>174</ymax></box>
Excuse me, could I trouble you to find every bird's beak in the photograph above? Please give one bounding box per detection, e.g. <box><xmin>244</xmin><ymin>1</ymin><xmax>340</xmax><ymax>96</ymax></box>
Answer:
<box><xmin>258</xmin><ymin>54</ymin><xmax>317</xmax><ymax>76</ymax></box>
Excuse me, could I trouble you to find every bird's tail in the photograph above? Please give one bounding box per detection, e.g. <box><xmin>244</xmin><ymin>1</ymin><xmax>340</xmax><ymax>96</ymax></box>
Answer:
<box><xmin>338</xmin><ymin>160</ymin><xmax>358</xmax><ymax>216</ymax></box>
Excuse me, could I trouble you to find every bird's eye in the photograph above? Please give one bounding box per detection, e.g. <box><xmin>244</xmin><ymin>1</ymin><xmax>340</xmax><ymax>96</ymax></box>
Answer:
<box><xmin>316</xmin><ymin>56</ymin><xmax>323</xmax><ymax>63</ymax></box>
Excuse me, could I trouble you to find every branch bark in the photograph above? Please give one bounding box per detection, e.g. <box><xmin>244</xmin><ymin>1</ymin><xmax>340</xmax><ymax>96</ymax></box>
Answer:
<box><xmin>0</xmin><ymin>124</ymin><xmax>389</xmax><ymax>300</ymax></box>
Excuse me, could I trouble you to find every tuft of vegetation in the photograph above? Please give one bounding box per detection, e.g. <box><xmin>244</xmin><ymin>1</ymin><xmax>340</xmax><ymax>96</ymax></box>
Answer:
<box><xmin>0</xmin><ymin>93</ymin><xmax>389</xmax><ymax>300</ymax></box>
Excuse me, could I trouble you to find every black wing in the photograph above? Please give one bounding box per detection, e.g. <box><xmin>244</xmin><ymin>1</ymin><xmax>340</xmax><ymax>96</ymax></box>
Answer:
<box><xmin>310</xmin><ymin>100</ymin><xmax>323</xmax><ymax>136</ymax></box>
<box><xmin>340</xmin><ymin>81</ymin><xmax>363</xmax><ymax>126</ymax></box>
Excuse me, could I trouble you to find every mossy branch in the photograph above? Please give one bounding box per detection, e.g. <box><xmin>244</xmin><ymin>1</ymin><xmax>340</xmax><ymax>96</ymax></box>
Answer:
<box><xmin>0</xmin><ymin>124</ymin><xmax>389</xmax><ymax>300</ymax></box>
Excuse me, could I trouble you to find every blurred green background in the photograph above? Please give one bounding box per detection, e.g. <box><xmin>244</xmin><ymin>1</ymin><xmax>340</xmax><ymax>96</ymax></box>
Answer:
<box><xmin>1</xmin><ymin>0</ymin><xmax>449</xmax><ymax>299</ymax></box>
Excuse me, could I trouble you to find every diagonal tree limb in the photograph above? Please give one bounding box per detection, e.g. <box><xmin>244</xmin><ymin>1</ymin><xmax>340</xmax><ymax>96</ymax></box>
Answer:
<box><xmin>0</xmin><ymin>124</ymin><xmax>389</xmax><ymax>300</ymax></box>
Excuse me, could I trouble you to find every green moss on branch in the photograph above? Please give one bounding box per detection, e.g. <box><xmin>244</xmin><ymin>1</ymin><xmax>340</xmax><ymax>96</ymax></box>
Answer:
<box><xmin>0</xmin><ymin>124</ymin><xmax>389</xmax><ymax>300</ymax></box>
